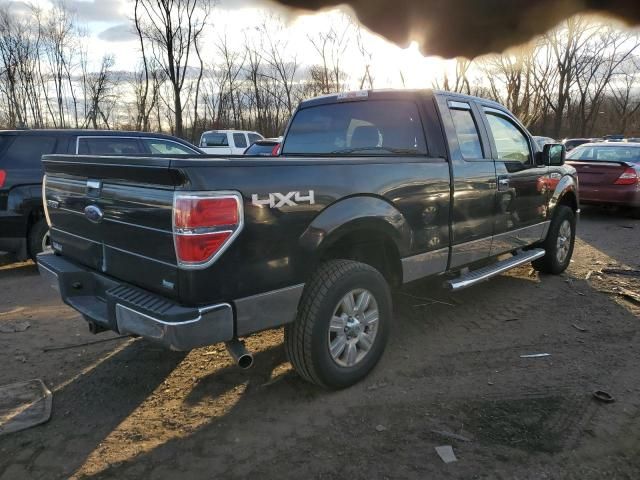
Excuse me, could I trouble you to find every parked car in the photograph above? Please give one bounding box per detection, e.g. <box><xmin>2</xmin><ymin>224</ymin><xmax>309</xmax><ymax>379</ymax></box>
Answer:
<box><xmin>562</xmin><ymin>138</ymin><xmax>592</xmax><ymax>152</ymax></box>
<box><xmin>603</xmin><ymin>134</ymin><xmax>626</xmax><ymax>142</ymax></box>
<box><xmin>38</xmin><ymin>89</ymin><xmax>578</xmax><ymax>389</ymax></box>
<box><xmin>533</xmin><ymin>136</ymin><xmax>556</xmax><ymax>150</ymax></box>
<box><xmin>199</xmin><ymin>130</ymin><xmax>263</xmax><ymax>155</ymax></box>
<box><xmin>243</xmin><ymin>138</ymin><xmax>281</xmax><ymax>156</ymax></box>
<box><xmin>0</xmin><ymin>129</ymin><xmax>202</xmax><ymax>261</ymax></box>
<box><xmin>566</xmin><ymin>142</ymin><xmax>640</xmax><ymax>217</ymax></box>
<box><xmin>625</xmin><ymin>137</ymin><xmax>640</xmax><ymax>143</ymax></box>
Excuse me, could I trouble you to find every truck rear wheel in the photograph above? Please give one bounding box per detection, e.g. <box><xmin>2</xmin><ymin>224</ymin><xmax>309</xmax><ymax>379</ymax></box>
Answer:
<box><xmin>28</xmin><ymin>218</ymin><xmax>51</xmax><ymax>262</ymax></box>
<box><xmin>532</xmin><ymin>205</ymin><xmax>576</xmax><ymax>274</ymax></box>
<box><xmin>285</xmin><ymin>260</ymin><xmax>392</xmax><ymax>389</ymax></box>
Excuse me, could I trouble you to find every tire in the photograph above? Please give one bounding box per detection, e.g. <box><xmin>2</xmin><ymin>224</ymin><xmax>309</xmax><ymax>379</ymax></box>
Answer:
<box><xmin>28</xmin><ymin>218</ymin><xmax>51</xmax><ymax>262</ymax></box>
<box><xmin>285</xmin><ymin>259</ymin><xmax>392</xmax><ymax>389</ymax></box>
<box><xmin>629</xmin><ymin>207</ymin><xmax>640</xmax><ymax>220</ymax></box>
<box><xmin>532</xmin><ymin>205</ymin><xmax>576</xmax><ymax>274</ymax></box>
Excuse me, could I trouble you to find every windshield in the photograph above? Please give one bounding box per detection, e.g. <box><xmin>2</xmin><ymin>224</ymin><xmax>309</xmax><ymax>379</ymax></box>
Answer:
<box><xmin>282</xmin><ymin>100</ymin><xmax>427</xmax><ymax>156</ymax></box>
<box><xmin>568</xmin><ymin>145</ymin><xmax>640</xmax><ymax>163</ymax></box>
<box><xmin>200</xmin><ymin>133</ymin><xmax>228</xmax><ymax>147</ymax></box>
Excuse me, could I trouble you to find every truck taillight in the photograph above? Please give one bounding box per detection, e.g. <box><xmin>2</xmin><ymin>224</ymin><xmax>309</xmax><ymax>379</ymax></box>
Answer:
<box><xmin>614</xmin><ymin>167</ymin><xmax>639</xmax><ymax>185</ymax></box>
<box><xmin>173</xmin><ymin>192</ymin><xmax>243</xmax><ymax>268</ymax></box>
<box><xmin>0</xmin><ymin>169</ymin><xmax>6</xmax><ymax>188</ymax></box>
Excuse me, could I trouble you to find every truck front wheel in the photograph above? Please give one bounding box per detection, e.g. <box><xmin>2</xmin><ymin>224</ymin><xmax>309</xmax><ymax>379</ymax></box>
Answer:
<box><xmin>532</xmin><ymin>205</ymin><xmax>576</xmax><ymax>274</ymax></box>
<box><xmin>285</xmin><ymin>260</ymin><xmax>392</xmax><ymax>389</ymax></box>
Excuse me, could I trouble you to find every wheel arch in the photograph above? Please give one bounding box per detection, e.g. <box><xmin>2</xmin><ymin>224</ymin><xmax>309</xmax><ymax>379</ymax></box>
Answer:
<box><xmin>299</xmin><ymin>196</ymin><xmax>411</xmax><ymax>286</ymax></box>
<box><xmin>549</xmin><ymin>175</ymin><xmax>579</xmax><ymax>217</ymax></box>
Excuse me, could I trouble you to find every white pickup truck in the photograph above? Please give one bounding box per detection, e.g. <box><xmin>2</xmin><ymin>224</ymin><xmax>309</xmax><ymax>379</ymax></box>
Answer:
<box><xmin>199</xmin><ymin>130</ymin><xmax>264</xmax><ymax>155</ymax></box>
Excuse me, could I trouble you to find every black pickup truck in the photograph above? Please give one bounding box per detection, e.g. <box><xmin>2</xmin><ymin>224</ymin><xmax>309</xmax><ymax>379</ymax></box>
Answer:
<box><xmin>38</xmin><ymin>90</ymin><xmax>578</xmax><ymax>388</ymax></box>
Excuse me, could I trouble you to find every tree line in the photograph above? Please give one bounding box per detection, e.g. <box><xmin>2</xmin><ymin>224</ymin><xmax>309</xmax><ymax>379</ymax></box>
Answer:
<box><xmin>1</xmin><ymin>1</ymin><xmax>639</xmax><ymax>142</ymax></box>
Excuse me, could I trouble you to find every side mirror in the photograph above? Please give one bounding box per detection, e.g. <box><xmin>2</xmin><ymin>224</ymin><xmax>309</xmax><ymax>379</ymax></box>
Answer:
<box><xmin>543</xmin><ymin>143</ymin><xmax>565</xmax><ymax>166</ymax></box>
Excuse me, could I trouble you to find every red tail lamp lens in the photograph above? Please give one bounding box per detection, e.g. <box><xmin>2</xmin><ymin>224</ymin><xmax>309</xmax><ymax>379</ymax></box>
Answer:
<box><xmin>173</xmin><ymin>194</ymin><xmax>242</xmax><ymax>267</ymax></box>
<box><xmin>174</xmin><ymin>196</ymin><xmax>239</xmax><ymax>228</ymax></box>
<box><xmin>614</xmin><ymin>167</ymin><xmax>638</xmax><ymax>185</ymax></box>
<box><xmin>175</xmin><ymin>231</ymin><xmax>232</xmax><ymax>263</ymax></box>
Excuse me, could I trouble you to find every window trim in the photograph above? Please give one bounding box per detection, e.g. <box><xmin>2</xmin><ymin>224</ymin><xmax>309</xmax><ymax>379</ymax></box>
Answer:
<box><xmin>448</xmin><ymin>101</ymin><xmax>485</xmax><ymax>161</ymax></box>
<box><xmin>281</xmin><ymin>99</ymin><xmax>429</xmax><ymax>157</ymax></box>
<box><xmin>232</xmin><ymin>132</ymin><xmax>248</xmax><ymax>149</ymax></box>
<box><xmin>482</xmin><ymin>107</ymin><xmax>534</xmax><ymax>166</ymax></box>
<box><xmin>142</xmin><ymin>138</ymin><xmax>199</xmax><ymax>155</ymax></box>
<box><xmin>76</xmin><ymin>136</ymin><xmax>198</xmax><ymax>155</ymax></box>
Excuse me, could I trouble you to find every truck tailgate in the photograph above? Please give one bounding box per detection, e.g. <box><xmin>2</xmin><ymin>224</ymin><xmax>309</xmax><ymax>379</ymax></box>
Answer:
<box><xmin>43</xmin><ymin>155</ymin><xmax>184</xmax><ymax>298</ymax></box>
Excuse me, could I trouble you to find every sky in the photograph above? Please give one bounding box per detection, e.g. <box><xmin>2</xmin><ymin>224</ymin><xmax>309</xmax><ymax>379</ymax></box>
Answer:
<box><xmin>25</xmin><ymin>0</ymin><xmax>455</xmax><ymax>88</ymax></box>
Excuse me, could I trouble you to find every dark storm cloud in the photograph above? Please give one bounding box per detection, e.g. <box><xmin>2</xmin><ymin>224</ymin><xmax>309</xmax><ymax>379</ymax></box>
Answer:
<box><xmin>98</xmin><ymin>23</ymin><xmax>136</xmax><ymax>42</ymax></box>
<box><xmin>272</xmin><ymin>0</ymin><xmax>640</xmax><ymax>57</ymax></box>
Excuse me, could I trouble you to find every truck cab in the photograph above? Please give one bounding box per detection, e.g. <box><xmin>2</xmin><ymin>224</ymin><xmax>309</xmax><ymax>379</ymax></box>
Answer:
<box><xmin>199</xmin><ymin>130</ymin><xmax>264</xmax><ymax>155</ymax></box>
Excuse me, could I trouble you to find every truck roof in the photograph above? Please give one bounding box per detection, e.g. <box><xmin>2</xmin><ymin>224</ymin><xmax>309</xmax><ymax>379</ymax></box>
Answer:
<box><xmin>298</xmin><ymin>88</ymin><xmax>506</xmax><ymax>112</ymax></box>
<box><xmin>0</xmin><ymin>129</ymin><xmax>187</xmax><ymax>140</ymax></box>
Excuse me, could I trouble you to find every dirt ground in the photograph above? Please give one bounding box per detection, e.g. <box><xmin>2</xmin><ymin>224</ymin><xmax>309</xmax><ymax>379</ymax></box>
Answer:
<box><xmin>1</xmin><ymin>206</ymin><xmax>639</xmax><ymax>480</ymax></box>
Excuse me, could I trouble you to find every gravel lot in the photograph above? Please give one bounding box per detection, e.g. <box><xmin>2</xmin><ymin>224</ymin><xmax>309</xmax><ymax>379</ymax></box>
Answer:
<box><xmin>1</xmin><ymin>206</ymin><xmax>639</xmax><ymax>480</ymax></box>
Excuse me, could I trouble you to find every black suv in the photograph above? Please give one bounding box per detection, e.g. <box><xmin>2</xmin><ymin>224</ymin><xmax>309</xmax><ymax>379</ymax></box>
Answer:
<box><xmin>0</xmin><ymin>130</ymin><xmax>202</xmax><ymax>261</ymax></box>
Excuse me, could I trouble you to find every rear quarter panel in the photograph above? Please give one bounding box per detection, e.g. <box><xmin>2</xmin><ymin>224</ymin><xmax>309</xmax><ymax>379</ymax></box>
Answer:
<box><xmin>173</xmin><ymin>157</ymin><xmax>450</xmax><ymax>304</ymax></box>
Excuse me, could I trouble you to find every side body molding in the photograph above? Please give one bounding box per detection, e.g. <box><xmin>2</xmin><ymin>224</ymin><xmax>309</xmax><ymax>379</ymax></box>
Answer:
<box><xmin>298</xmin><ymin>196</ymin><xmax>413</xmax><ymax>257</ymax></box>
<box><xmin>548</xmin><ymin>174</ymin><xmax>579</xmax><ymax>217</ymax></box>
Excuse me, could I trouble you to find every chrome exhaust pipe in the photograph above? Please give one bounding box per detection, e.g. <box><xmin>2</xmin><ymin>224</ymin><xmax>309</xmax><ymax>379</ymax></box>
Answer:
<box><xmin>225</xmin><ymin>339</ymin><xmax>254</xmax><ymax>369</ymax></box>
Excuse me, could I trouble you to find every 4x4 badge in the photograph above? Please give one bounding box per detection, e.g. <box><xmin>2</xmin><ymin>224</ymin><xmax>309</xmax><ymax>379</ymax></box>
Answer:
<box><xmin>251</xmin><ymin>190</ymin><xmax>315</xmax><ymax>208</ymax></box>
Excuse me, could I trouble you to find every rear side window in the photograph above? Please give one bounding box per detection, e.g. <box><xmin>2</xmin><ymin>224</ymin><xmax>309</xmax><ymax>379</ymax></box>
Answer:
<box><xmin>143</xmin><ymin>138</ymin><xmax>197</xmax><ymax>154</ymax></box>
<box><xmin>450</xmin><ymin>107</ymin><xmax>483</xmax><ymax>159</ymax></box>
<box><xmin>77</xmin><ymin>137</ymin><xmax>143</xmax><ymax>155</ymax></box>
<box><xmin>283</xmin><ymin>100</ymin><xmax>427</xmax><ymax>155</ymax></box>
<box><xmin>248</xmin><ymin>133</ymin><xmax>262</xmax><ymax>145</ymax></box>
<box><xmin>245</xmin><ymin>142</ymin><xmax>277</xmax><ymax>155</ymax></box>
<box><xmin>201</xmin><ymin>133</ymin><xmax>228</xmax><ymax>147</ymax></box>
<box><xmin>233</xmin><ymin>133</ymin><xmax>247</xmax><ymax>149</ymax></box>
<box><xmin>4</xmin><ymin>135</ymin><xmax>57</xmax><ymax>168</ymax></box>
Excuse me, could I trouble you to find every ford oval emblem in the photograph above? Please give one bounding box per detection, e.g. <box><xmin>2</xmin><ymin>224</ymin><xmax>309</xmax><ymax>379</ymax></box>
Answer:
<box><xmin>84</xmin><ymin>205</ymin><xmax>104</xmax><ymax>224</ymax></box>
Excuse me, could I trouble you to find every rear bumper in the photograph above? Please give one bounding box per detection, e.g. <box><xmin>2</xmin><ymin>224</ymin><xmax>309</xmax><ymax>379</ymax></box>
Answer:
<box><xmin>37</xmin><ymin>253</ymin><xmax>234</xmax><ymax>350</ymax></box>
<box><xmin>579</xmin><ymin>184</ymin><xmax>640</xmax><ymax>208</ymax></box>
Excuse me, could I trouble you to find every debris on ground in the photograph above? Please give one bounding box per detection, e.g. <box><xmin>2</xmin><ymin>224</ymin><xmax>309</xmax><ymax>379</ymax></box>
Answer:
<box><xmin>431</xmin><ymin>429</ymin><xmax>472</xmax><ymax>442</ymax></box>
<box><xmin>520</xmin><ymin>353</ymin><xmax>551</xmax><ymax>358</ymax></box>
<box><xmin>367</xmin><ymin>382</ymin><xmax>388</xmax><ymax>391</ymax></box>
<box><xmin>572</xmin><ymin>324</ymin><xmax>588</xmax><ymax>332</ymax></box>
<box><xmin>613</xmin><ymin>287</ymin><xmax>640</xmax><ymax>305</ymax></box>
<box><xmin>0</xmin><ymin>321</ymin><xmax>30</xmax><ymax>333</ymax></box>
<box><xmin>435</xmin><ymin>445</ymin><xmax>457</xmax><ymax>463</ymax></box>
<box><xmin>42</xmin><ymin>335</ymin><xmax>129</xmax><ymax>352</ymax></box>
<box><xmin>398</xmin><ymin>291</ymin><xmax>455</xmax><ymax>307</ymax></box>
<box><xmin>0</xmin><ymin>380</ymin><xmax>52</xmax><ymax>436</ymax></box>
<box><xmin>592</xmin><ymin>390</ymin><xmax>615</xmax><ymax>403</ymax></box>
<box><xmin>601</xmin><ymin>268</ymin><xmax>640</xmax><ymax>278</ymax></box>
<box><xmin>375</xmin><ymin>424</ymin><xmax>387</xmax><ymax>432</ymax></box>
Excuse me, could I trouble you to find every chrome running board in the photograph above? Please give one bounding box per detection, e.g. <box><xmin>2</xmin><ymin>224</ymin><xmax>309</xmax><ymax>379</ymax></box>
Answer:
<box><xmin>446</xmin><ymin>248</ymin><xmax>546</xmax><ymax>291</ymax></box>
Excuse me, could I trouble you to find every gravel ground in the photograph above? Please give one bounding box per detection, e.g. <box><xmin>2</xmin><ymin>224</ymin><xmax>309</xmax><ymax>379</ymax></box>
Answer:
<box><xmin>0</xmin><ymin>206</ymin><xmax>639</xmax><ymax>480</ymax></box>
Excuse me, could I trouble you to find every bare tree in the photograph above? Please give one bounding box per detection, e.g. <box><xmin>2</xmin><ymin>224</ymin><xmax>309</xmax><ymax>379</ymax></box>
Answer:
<box><xmin>609</xmin><ymin>55</ymin><xmax>640</xmax><ymax>134</ymax></box>
<box><xmin>82</xmin><ymin>55</ymin><xmax>115</xmax><ymax>128</ymax></box>
<box><xmin>135</xmin><ymin>0</ymin><xmax>211</xmax><ymax>137</ymax></box>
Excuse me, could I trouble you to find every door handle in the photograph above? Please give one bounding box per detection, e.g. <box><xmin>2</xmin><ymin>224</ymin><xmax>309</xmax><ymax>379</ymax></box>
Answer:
<box><xmin>497</xmin><ymin>176</ymin><xmax>510</xmax><ymax>191</ymax></box>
